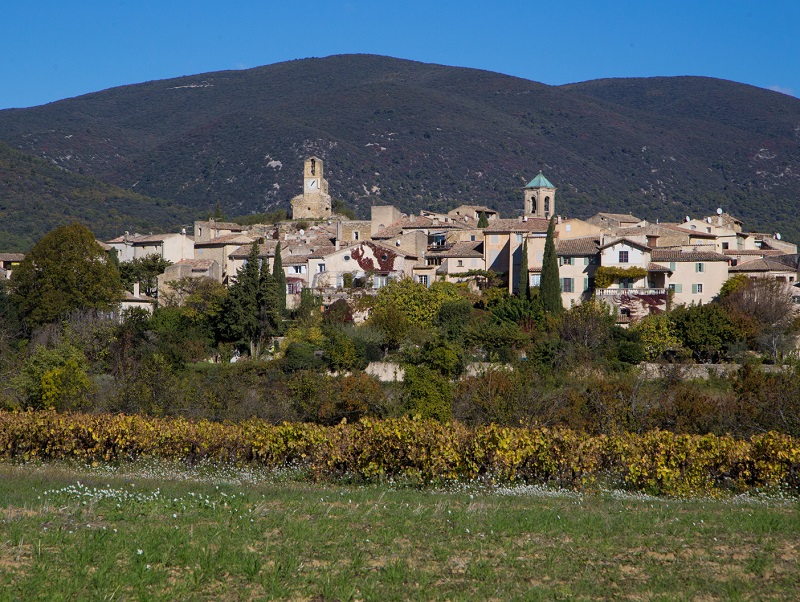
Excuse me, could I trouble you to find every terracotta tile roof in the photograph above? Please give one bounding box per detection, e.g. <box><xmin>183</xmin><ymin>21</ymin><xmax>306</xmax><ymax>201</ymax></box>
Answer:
<box><xmin>0</xmin><ymin>253</ymin><xmax>25</xmax><ymax>262</ymax></box>
<box><xmin>660</xmin><ymin>224</ymin><xmax>717</xmax><ymax>239</ymax></box>
<box><xmin>282</xmin><ymin>255</ymin><xmax>310</xmax><ymax>265</ymax></box>
<box><xmin>373</xmin><ymin>215</ymin><xmax>473</xmax><ymax>238</ymax></box>
<box><xmin>613</xmin><ymin>224</ymin><xmax>665</xmax><ymax>237</ymax></box>
<box><xmin>556</xmin><ymin>237</ymin><xmax>599</xmax><ymax>255</ymax></box>
<box><xmin>448</xmin><ymin>205</ymin><xmax>496</xmax><ymax>214</ymax></box>
<box><xmin>195</xmin><ymin>233</ymin><xmax>255</xmax><ymax>246</ymax></box>
<box><xmin>594</xmin><ymin>212</ymin><xmax>640</xmax><ymax>222</ymax></box>
<box><xmin>599</xmin><ymin>237</ymin><xmax>652</xmax><ymax>251</ymax></box>
<box><xmin>195</xmin><ymin>220</ymin><xmax>246</xmax><ymax>231</ymax></box>
<box><xmin>647</xmin><ymin>262</ymin><xmax>672</xmax><ymax>272</ymax></box>
<box><xmin>484</xmin><ymin>218</ymin><xmax>550</xmax><ymax>233</ymax></box>
<box><xmin>723</xmin><ymin>249</ymin><xmax>783</xmax><ymax>256</ymax></box>
<box><xmin>174</xmin><ymin>259</ymin><xmax>217</xmax><ymax>271</ymax></box>
<box><xmin>651</xmin><ymin>249</ymin><xmax>729</xmax><ymax>262</ymax></box>
<box><xmin>729</xmin><ymin>258</ymin><xmax>796</xmax><ymax>273</ymax></box>
<box><xmin>227</xmin><ymin>241</ymin><xmax>279</xmax><ymax>259</ymax></box>
<box><xmin>308</xmin><ymin>245</ymin><xmax>340</xmax><ymax>259</ymax></box>
<box><xmin>130</xmin><ymin>234</ymin><xmax>177</xmax><ymax>244</ymax></box>
<box><xmin>428</xmin><ymin>241</ymin><xmax>484</xmax><ymax>258</ymax></box>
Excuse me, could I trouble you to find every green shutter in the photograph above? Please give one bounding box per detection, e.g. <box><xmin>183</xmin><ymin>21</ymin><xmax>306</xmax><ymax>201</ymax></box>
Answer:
<box><xmin>584</xmin><ymin>277</ymin><xmax>589</xmax><ymax>291</ymax></box>
<box><xmin>691</xmin><ymin>284</ymin><xmax>697</xmax><ymax>294</ymax></box>
<box><xmin>670</xmin><ymin>261</ymin><xmax>676</xmax><ymax>271</ymax></box>
<box><xmin>584</xmin><ymin>257</ymin><xmax>589</xmax><ymax>265</ymax></box>
<box><xmin>559</xmin><ymin>277</ymin><xmax>564</xmax><ymax>291</ymax></box>
<box><xmin>675</xmin><ymin>284</ymin><xmax>683</xmax><ymax>293</ymax></box>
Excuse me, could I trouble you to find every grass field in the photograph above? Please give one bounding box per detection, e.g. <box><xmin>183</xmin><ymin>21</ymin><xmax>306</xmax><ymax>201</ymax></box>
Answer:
<box><xmin>0</xmin><ymin>462</ymin><xmax>798</xmax><ymax>601</ymax></box>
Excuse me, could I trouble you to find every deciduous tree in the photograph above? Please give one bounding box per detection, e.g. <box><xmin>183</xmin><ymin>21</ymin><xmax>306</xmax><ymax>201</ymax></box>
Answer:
<box><xmin>119</xmin><ymin>254</ymin><xmax>171</xmax><ymax>297</ymax></box>
<box><xmin>10</xmin><ymin>223</ymin><xmax>122</xmax><ymax>327</ymax></box>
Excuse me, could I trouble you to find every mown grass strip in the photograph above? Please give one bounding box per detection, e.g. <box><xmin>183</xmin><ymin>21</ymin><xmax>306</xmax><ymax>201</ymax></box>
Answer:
<box><xmin>0</xmin><ymin>462</ymin><xmax>798</xmax><ymax>601</ymax></box>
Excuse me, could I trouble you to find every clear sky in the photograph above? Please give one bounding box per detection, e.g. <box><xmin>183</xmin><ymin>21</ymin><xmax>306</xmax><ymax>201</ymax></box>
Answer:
<box><xmin>1</xmin><ymin>0</ymin><xmax>798</xmax><ymax>110</ymax></box>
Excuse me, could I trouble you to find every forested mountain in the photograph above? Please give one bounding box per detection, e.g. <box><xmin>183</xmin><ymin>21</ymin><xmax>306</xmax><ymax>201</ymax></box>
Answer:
<box><xmin>1</xmin><ymin>54</ymin><xmax>798</xmax><ymax>244</ymax></box>
<box><xmin>0</xmin><ymin>141</ymin><xmax>196</xmax><ymax>251</ymax></box>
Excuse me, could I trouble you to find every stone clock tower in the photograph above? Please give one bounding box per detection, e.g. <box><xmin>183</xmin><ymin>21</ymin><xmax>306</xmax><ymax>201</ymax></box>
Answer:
<box><xmin>523</xmin><ymin>171</ymin><xmax>556</xmax><ymax>219</ymax></box>
<box><xmin>291</xmin><ymin>156</ymin><xmax>332</xmax><ymax>219</ymax></box>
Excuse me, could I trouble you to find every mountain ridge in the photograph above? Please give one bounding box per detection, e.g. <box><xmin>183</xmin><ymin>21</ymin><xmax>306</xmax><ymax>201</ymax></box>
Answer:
<box><xmin>1</xmin><ymin>54</ymin><xmax>798</xmax><ymax>244</ymax></box>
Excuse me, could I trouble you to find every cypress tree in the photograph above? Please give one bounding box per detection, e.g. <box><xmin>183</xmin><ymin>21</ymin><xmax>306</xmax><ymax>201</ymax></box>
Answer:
<box><xmin>477</xmin><ymin>211</ymin><xmax>489</xmax><ymax>229</ymax></box>
<box><xmin>272</xmin><ymin>241</ymin><xmax>287</xmax><ymax>315</ymax></box>
<box><xmin>258</xmin><ymin>257</ymin><xmax>280</xmax><ymax>342</ymax></box>
<box><xmin>519</xmin><ymin>238</ymin><xmax>530</xmax><ymax>300</ymax></box>
<box><xmin>221</xmin><ymin>241</ymin><xmax>261</xmax><ymax>355</ymax></box>
<box><xmin>540</xmin><ymin>216</ymin><xmax>563</xmax><ymax>315</ymax></box>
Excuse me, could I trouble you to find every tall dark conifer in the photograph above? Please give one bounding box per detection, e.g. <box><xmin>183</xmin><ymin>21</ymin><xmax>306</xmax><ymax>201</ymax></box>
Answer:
<box><xmin>519</xmin><ymin>238</ymin><xmax>530</xmax><ymax>300</ymax></box>
<box><xmin>540</xmin><ymin>216</ymin><xmax>563</xmax><ymax>315</ymax></box>
<box><xmin>477</xmin><ymin>211</ymin><xmax>489</xmax><ymax>229</ymax></box>
<box><xmin>272</xmin><ymin>241</ymin><xmax>286</xmax><ymax>315</ymax></box>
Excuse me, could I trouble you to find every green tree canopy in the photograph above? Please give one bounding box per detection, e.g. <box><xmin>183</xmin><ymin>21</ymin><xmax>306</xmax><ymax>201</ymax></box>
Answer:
<box><xmin>10</xmin><ymin>223</ymin><xmax>122</xmax><ymax>327</ymax></box>
<box><xmin>217</xmin><ymin>241</ymin><xmax>282</xmax><ymax>356</ymax></box>
<box><xmin>118</xmin><ymin>254</ymin><xmax>171</xmax><ymax>297</ymax></box>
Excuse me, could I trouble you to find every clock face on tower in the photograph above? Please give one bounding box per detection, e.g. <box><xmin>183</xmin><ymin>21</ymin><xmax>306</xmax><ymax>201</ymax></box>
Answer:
<box><xmin>306</xmin><ymin>178</ymin><xmax>318</xmax><ymax>191</ymax></box>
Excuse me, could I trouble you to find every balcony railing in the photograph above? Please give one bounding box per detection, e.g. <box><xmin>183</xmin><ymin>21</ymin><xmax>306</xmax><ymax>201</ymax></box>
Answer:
<box><xmin>595</xmin><ymin>287</ymin><xmax>667</xmax><ymax>296</ymax></box>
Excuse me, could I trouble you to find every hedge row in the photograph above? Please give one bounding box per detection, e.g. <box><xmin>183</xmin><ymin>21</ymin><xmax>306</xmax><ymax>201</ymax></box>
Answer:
<box><xmin>1</xmin><ymin>411</ymin><xmax>798</xmax><ymax>496</ymax></box>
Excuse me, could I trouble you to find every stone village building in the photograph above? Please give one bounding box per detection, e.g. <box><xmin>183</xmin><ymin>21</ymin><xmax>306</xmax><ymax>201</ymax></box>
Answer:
<box><xmin>92</xmin><ymin>156</ymin><xmax>799</xmax><ymax>323</ymax></box>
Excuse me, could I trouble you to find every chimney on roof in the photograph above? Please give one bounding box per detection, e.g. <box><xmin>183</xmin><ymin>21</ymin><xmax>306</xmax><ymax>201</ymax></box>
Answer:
<box><xmin>133</xmin><ymin>282</ymin><xmax>140</xmax><ymax>298</ymax></box>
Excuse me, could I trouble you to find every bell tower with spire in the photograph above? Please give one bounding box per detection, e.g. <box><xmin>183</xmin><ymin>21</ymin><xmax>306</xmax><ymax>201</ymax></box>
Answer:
<box><xmin>523</xmin><ymin>171</ymin><xmax>556</xmax><ymax>219</ymax></box>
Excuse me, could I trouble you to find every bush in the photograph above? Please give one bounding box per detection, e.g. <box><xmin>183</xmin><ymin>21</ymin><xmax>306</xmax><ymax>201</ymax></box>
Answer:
<box><xmin>283</xmin><ymin>342</ymin><xmax>324</xmax><ymax>372</ymax></box>
<box><xmin>1</xmin><ymin>411</ymin><xmax>798</xmax><ymax>495</ymax></box>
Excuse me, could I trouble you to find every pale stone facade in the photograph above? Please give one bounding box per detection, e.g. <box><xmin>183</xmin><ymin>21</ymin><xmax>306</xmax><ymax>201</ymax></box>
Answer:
<box><xmin>193</xmin><ymin>219</ymin><xmax>249</xmax><ymax>243</ymax></box>
<box><xmin>555</xmin><ymin>237</ymin><xmax>601</xmax><ymax>307</ymax></box>
<box><xmin>108</xmin><ymin>232</ymin><xmax>194</xmax><ymax>264</ymax></box>
<box><xmin>336</xmin><ymin>220</ymin><xmax>372</xmax><ymax>244</ymax></box>
<box><xmin>650</xmin><ymin>250</ymin><xmax>730</xmax><ymax>306</ymax></box>
<box><xmin>194</xmin><ymin>233</ymin><xmax>257</xmax><ymax>283</ymax></box>
<box><xmin>157</xmin><ymin>259</ymin><xmax>221</xmax><ymax>299</ymax></box>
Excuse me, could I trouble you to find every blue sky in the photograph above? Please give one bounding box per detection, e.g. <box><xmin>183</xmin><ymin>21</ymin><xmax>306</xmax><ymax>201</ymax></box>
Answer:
<box><xmin>2</xmin><ymin>0</ymin><xmax>798</xmax><ymax>109</ymax></box>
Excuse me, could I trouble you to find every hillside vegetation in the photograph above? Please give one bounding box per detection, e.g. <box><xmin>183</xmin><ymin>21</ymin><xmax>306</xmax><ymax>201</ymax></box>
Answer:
<box><xmin>0</xmin><ymin>55</ymin><xmax>798</xmax><ymax>240</ymax></box>
<box><xmin>0</xmin><ymin>141</ymin><xmax>197</xmax><ymax>251</ymax></box>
